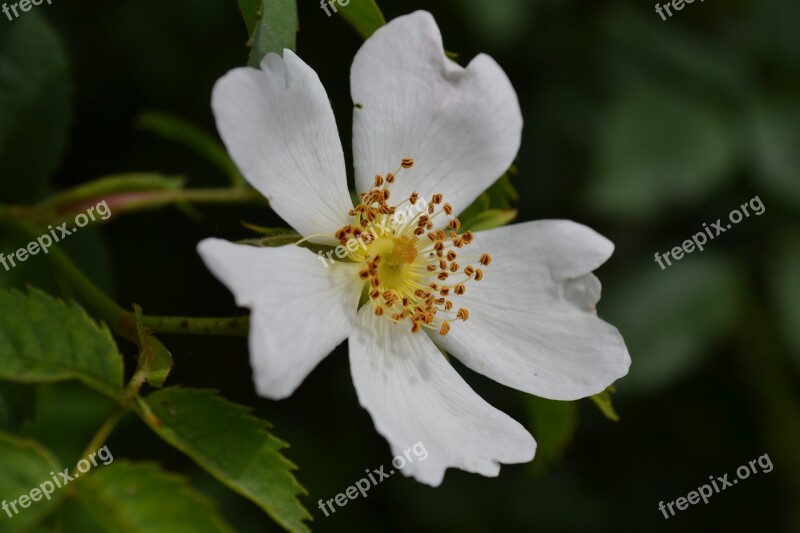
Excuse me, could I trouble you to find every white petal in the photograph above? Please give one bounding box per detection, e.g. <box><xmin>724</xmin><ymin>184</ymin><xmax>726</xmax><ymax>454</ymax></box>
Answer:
<box><xmin>213</xmin><ymin>51</ymin><xmax>353</xmax><ymax>240</ymax></box>
<box><xmin>351</xmin><ymin>10</ymin><xmax>522</xmax><ymax>215</ymax></box>
<box><xmin>434</xmin><ymin>220</ymin><xmax>631</xmax><ymax>401</ymax></box>
<box><xmin>349</xmin><ymin>307</ymin><xmax>535</xmax><ymax>486</ymax></box>
<box><xmin>197</xmin><ymin>239</ymin><xmax>362</xmax><ymax>399</ymax></box>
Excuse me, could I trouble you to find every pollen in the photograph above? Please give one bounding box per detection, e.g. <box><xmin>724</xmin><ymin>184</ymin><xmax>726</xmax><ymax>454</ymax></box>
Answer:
<box><xmin>329</xmin><ymin>159</ymin><xmax>491</xmax><ymax>335</ymax></box>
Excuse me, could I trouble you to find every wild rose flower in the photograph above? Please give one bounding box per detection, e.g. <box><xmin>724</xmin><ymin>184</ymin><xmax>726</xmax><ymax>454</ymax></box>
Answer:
<box><xmin>198</xmin><ymin>10</ymin><xmax>630</xmax><ymax>486</ymax></box>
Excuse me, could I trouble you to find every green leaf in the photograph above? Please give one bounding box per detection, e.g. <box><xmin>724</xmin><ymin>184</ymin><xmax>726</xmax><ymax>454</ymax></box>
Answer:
<box><xmin>237</xmin><ymin>0</ymin><xmax>262</xmax><ymax>37</ymax></box>
<box><xmin>601</xmin><ymin>255</ymin><xmax>745</xmax><ymax>394</ymax></box>
<box><xmin>0</xmin><ymin>220</ymin><xmax>114</xmax><ymax>308</ymax></box>
<box><xmin>247</xmin><ymin>0</ymin><xmax>298</xmax><ymax>67</ymax></box>
<box><xmin>0</xmin><ymin>393</ymin><xmax>9</xmax><ymax>431</ymax></box>
<box><xmin>0</xmin><ymin>289</ymin><xmax>123</xmax><ymax>399</ymax></box>
<box><xmin>769</xmin><ymin>238</ymin><xmax>800</xmax><ymax>370</ymax></box>
<box><xmin>140</xmin><ymin>388</ymin><xmax>311</xmax><ymax>533</ymax></box>
<box><xmin>22</xmin><ymin>383</ymin><xmax>117</xmax><ymax>468</ymax></box>
<box><xmin>461</xmin><ymin>209</ymin><xmax>518</xmax><ymax>232</ymax></box>
<box><xmin>589</xmin><ymin>386</ymin><xmax>620</xmax><ymax>422</ymax></box>
<box><xmin>588</xmin><ymin>87</ymin><xmax>735</xmax><ymax>220</ymax></box>
<box><xmin>485</xmin><ymin>172</ymin><xmax>519</xmax><ymax>209</ymax></box>
<box><xmin>138</xmin><ymin>112</ymin><xmax>244</xmax><ymax>186</ymax></box>
<box><xmin>527</xmin><ymin>397</ymin><xmax>578</xmax><ymax>475</ymax></box>
<box><xmin>132</xmin><ymin>305</ymin><xmax>174</xmax><ymax>389</ymax></box>
<box><xmin>239</xmin><ymin>222</ymin><xmax>294</xmax><ymax>236</ymax></box>
<box><xmin>0</xmin><ymin>14</ymin><xmax>71</xmax><ymax>203</ymax></box>
<box><xmin>336</xmin><ymin>0</ymin><xmax>386</xmax><ymax>39</ymax></box>
<box><xmin>457</xmin><ymin>193</ymin><xmax>490</xmax><ymax>228</ymax></box>
<box><xmin>237</xmin><ymin>234</ymin><xmax>335</xmax><ymax>261</ymax></box>
<box><xmin>0</xmin><ymin>382</ymin><xmax>35</xmax><ymax>433</ymax></box>
<box><xmin>237</xmin><ymin>232</ymin><xmax>302</xmax><ymax>248</ymax></box>
<box><xmin>236</xmin><ymin>233</ymin><xmax>333</xmax><ymax>258</ymax></box>
<box><xmin>0</xmin><ymin>432</ymin><xmax>64</xmax><ymax>532</ymax></box>
<box><xmin>59</xmin><ymin>462</ymin><xmax>234</xmax><ymax>532</ymax></box>
<box><xmin>460</xmin><ymin>169</ymin><xmax>519</xmax><ymax>231</ymax></box>
<box><xmin>0</xmin><ymin>221</ymin><xmax>61</xmax><ymax>293</ymax></box>
<box><xmin>752</xmin><ymin>98</ymin><xmax>800</xmax><ymax>207</ymax></box>
<box><xmin>459</xmin><ymin>0</ymin><xmax>533</xmax><ymax>49</ymax></box>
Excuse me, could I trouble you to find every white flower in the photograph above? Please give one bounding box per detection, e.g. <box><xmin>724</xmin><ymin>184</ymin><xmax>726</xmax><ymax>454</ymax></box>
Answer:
<box><xmin>197</xmin><ymin>10</ymin><xmax>630</xmax><ymax>486</ymax></box>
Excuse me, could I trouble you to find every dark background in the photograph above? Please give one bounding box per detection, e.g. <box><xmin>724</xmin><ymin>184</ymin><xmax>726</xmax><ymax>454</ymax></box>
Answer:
<box><xmin>2</xmin><ymin>0</ymin><xmax>799</xmax><ymax>531</ymax></box>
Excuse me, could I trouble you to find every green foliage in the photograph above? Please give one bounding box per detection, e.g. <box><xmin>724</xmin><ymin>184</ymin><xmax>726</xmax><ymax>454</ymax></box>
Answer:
<box><xmin>0</xmin><ymin>433</ymin><xmax>64</xmax><ymax>532</ymax></box>
<box><xmin>0</xmin><ymin>14</ymin><xmax>71</xmax><ymax>203</ymax></box>
<box><xmin>461</xmin><ymin>209</ymin><xmax>518</xmax><ymax>232</ymax></box>
<box><xmin>336</xmin><ymin>0</ymin><xmax>386</xmax><ymax>39</ymax></box>
<box><xmin>589</xmin><ymin>386</ymin><xmax>620</xmax><ymax>422</ymax></box>
<box><xmin>0</xmin><ymin>0</ymin><xmax>796</xmax><ymax>529</ymax></box>
<box><xmin>139</xmin><ymin>112</ymin><xmax>244</xmax><ymax>186</ymax></box>
<box><xmin>0</xmin><ymin>289</ymin><xmax>123</xmax><ymax>399</ymax></box>
<box><xmin>0</xmin><ymin>394</ymin><xmax>8</xmax><ymax>431</ymax></box>
<box><xmin>240</xmin><ymin>222</ymin><xmax>294</xmax><ymax>236</ymax></box>
<box><xmin>752</xmin><ymin>98</ymin><xmax>800</xmax><ymax>207</ymax></box>
<box><xmin>0</xmin><ymin>382</ymin><xmax>35</xmax><ymax>433</ymax></box>
<box><xmin>140</xmin><ymin>388</ymin><xmax>311</xmax><ymax>533</ymax></box>
<box><xmin>458</xmin><ymin>0</ymin><xmax>532</xmax><ymax>49</ymax></box>
<box><xmin>238</xmin><ymin>232</ymin><xmax>302</xmax><ymax>248</ymax></box>
<box><xmin>22</xmin><ymin>383</ymin><xmax>116</xmax><ymax>468</ymax></box>
<box><xmin>588</xmin><ymin>87</ymin><xmax>735</xmax><ymax>220</ymax></box>
<box><xmin>460</xmin><ymin>172</ymin><xmax>519</xmax><ymax>232</ymax></box>
<box><xmin>0</xmin><ymin>222</ymin><xmax>59</xmax><ymax>294</ymax></box>
<box><xmin>527</xmin><ymin>397</ymin><xmax>578</xmax><ymax>474</ymax></box>
<box><xmin>133</xmin><ymin>305</ymin><xmax>174</xmax><ymax>389</ymax></box>
<box><xmin>601</xmin><ymin>256</ymin><xmax>745</xmax><ymax>394</ymax></box>
<box><xmin>60</xmin><ymin>462</ymin><xmax>234</xmax><ymax>532</ymax></box>
<box><xmin>38</xmin><ymin>173</ymin><xmax>185</xmax><ymax>214</ymax></box>
<box><xmin>237</xmin><ymin>0</ymin><xmax>262</xmax><ymax>37</ymax></box>
<box><xmin>770</xmin><ymin>238</ymin><xmax>800</xmax><ymax>369</ymax></box>
<box><xmin>244</xmin><ymin>0</ymin><xmax>298</xmax><ymax>67</ymax></box>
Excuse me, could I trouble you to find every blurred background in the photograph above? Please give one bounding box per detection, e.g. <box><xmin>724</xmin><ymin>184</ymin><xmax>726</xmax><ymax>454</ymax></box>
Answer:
<box><xmin>1</xmin><ymin>0</ymin><xmax>799</xmax><ymax>531</ymax></box>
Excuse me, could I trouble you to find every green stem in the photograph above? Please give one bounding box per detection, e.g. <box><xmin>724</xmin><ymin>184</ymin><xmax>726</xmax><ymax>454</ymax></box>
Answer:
<box><xmin>78</xmin><ymin>408</ymin><xmax>128</xmax><ymax>463</ymax></box>
<box><xmin>77</xmin><ymin>365</ymin><xmax>149</xmax><ymax>465</ymax></box>
<box><xmin>118</xmin><ymin>186</ymin><xmax>262</xmax><ymax>209</ymax></box>
<box><xmin>13</xmin><ymin>220</ymin><xmax>250</xmax><ymax>339</ymax></box>
<box><xmin>140</xmin><ymin>315</ymin><xmax>249</xmax><ymax>337</ymax></box>
<box><xmin>2</xmin><ymin>181</ymin><xmax>264</xmax><ymax>228</ymax></box>
<box><xmin>44</xmin><ymin>231</ymin><xmax>126</xmax><ymax>328</ymax></box>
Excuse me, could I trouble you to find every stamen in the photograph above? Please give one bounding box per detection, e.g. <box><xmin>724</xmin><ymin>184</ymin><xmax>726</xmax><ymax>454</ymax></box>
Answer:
<box><xmin>330</xmin><ymin>158</ymin><xmax>490</xmax><ymax>335</ymax></box>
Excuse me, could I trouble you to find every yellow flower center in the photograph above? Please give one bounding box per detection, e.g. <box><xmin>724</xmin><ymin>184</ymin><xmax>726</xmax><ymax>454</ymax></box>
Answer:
<box><xmin>364</xmin><ymin>236</ymin><xmax>417</xmax><ymax>289</ymax></box>
<box><xmin>332</xmin><ymin>159</ymin><xmax>491</xmax><ymax>335</ymax></box>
